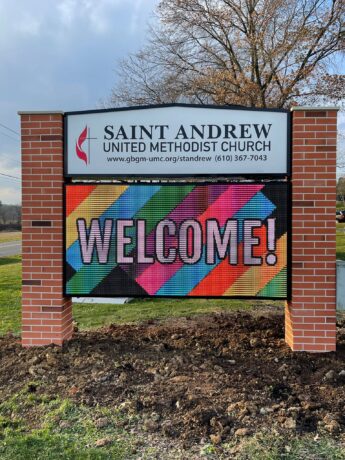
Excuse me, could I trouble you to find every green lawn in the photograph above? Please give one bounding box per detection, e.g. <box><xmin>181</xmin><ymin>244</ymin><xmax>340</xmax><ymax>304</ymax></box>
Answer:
<box><xmin>0</xmin><ymin>390</ymin><xmax>135</xmax><ymax>460</ymax></box>
<box><xmin>73</xmin><ymin>297</ymin><xmax>270</xmax><ymax>330</ymax></box>
<box><xmin>0</xmin><ymin>256</ymin><xmax>21</xmax><ymax>334</ymax></box>
<box><xmin>336</xmin><ymin>223</ymin><xmax>345</xmax><ymax>260</ymax></box>
<box><xmin>336</xmin><ymin>201</ymin><xmax>345</xmax><ymax>260</ymax></box>
<box><xmin>0</xmin><ymin>231</ymin><xmax>21</xmax><ymax>244</ymax></box>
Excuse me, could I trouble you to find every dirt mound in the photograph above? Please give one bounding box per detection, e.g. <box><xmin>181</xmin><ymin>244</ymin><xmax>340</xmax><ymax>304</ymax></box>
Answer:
<box><xmin>1</xmin><ymin>311</ymin><xmax>345</xmax><ymax>445</ymax></box>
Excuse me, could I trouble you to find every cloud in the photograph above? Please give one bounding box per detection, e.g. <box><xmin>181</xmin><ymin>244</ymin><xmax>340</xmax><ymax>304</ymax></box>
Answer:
<box><xmin>14</xmin><ymin>12</ymin><xmax>41</xmax><ymax>37</ymax></box>
<box><xmin>0</xmin><ymin>0</ymin><xmax>158</xmax><ymax>110</ymax></box>
<box><xmin>0</xmin><ymin>186</ymin><xmax>21</xmax><ymax>205</ymax></box>
<box><xmin>130</xmin><ymin>0</ymin><xmax>146</xmax><ymax>34</ymax></box>
<box><xmin>56</xmin><ymin>0</ymin><xmax>76</xmax><ymax>27</ymax></box>
<box><xmin>0</xmin><ymin>155</ymin><xmax>21</xmax><ymax>179</ymax></box>
<box><xmin>56</xmin><ymin>0</ymin><xmax>149</xmax><ymax>35</ymax></box>
<box><xmin>57</xmin><ymin>0</ymin><xmax>110</xmax><ymax>32</ymax></box>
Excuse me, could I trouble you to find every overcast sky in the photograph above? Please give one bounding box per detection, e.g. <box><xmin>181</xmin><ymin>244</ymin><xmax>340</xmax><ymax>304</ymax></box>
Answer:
<box><xmin>0</xmin><ymin>0</ymin><xmax>344</xmax><ymax>205</ymax></box>
<box><xmin>0</xmin><ymin>0</ymin><xmax>158</xmax><ymax>204</ymax></box>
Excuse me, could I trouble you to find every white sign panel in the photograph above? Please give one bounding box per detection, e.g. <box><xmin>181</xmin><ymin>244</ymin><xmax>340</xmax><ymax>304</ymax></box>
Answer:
<box><xmin>65</xmin><ymin>105</ymin><xmax>289</xmax><ymax>176</ymax></box>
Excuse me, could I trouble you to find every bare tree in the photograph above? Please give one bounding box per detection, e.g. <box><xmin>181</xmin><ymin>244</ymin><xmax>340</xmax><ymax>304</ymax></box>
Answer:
<box><xmin>0</xmin><ymin>204</ymin><xmax>21</xmax><ymax>227</ymax></box>
<box><xmin>110</xmin><ymin>0</ymin><xmax>345</xmax><ymax>108</ymax></box>
<box><xmin>337</xmin><ymin>175</ymin><xmax>345</xmax><ymax>203</ymax></box>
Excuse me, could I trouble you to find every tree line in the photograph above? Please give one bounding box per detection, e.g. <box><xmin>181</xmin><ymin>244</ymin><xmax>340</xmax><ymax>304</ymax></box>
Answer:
<box><xmin>0</xmin><ymin>202</ymin><xmax>21</xmax><ymax>231</ymax></box>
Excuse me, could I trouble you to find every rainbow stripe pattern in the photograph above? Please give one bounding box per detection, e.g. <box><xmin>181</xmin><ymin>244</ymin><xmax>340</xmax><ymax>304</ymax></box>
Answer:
<box><xmin>65</xmin><ymin>183</ymin><xmax>288</xmax><ymax>298</ymax></box>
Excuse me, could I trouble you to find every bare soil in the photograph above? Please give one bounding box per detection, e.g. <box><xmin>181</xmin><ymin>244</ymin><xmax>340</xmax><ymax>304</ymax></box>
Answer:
<box><xmin>1</xmin><ymin>309</ymin><xmax>345</xmax><ymax>448</ymax></box>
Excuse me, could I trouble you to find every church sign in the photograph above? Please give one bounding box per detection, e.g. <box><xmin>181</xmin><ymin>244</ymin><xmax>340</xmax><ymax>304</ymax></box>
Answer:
<box><xmin>65</xmin><ymin>105</ymin><xmax>289</xmax><ymax>177</ymax></box>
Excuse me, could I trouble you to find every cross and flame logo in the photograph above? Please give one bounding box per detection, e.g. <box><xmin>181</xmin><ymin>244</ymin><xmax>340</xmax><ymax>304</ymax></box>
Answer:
<box><xmin>76</xmin><ymin>125</ymin><xmax>88</xmax><ymax>165</ymax></box>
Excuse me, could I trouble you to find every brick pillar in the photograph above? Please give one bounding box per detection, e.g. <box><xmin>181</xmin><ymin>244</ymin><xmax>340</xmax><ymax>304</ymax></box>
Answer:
<box><xmin>285</xmin><ymin>107</ymin><xmax>338</xmax><ymax>352</ymax></box>
<box><xmin>19</xmin><ymin>111</ymin><xmax>73</xmax><ymax>347</ymax></box>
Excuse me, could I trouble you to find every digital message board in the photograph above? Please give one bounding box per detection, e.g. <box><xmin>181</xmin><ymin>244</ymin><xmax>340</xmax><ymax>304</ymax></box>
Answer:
<box><xmin>65</xmin><ymin>183</ymin><xmax>289</xmax><ymax>298</ymax></box>
<box><xmin>65</xmin><ymin>105</ymin><xmax>289</xmax><ymax>177</ymax></box>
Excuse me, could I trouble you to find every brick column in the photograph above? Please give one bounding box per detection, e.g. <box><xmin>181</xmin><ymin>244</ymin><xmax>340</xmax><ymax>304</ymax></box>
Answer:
<box><xmin>285</xmin><ymin>107</ymin><xmax>338</xmax><ymax>352</ymax></box>
<box><xmin>19</xmin><ymin>111</ymin><xmax>73</xmax><ymax>347</ymax></box>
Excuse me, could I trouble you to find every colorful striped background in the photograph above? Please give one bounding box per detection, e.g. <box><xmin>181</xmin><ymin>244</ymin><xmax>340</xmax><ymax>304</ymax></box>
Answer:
<box><xmin>65</xmin><ymin>183</ymin><xmax>288</xmax><ymax>298</ymax></box>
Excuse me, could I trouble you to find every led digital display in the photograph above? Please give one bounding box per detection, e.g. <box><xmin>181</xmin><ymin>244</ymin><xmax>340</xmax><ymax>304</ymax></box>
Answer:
<box><xmin>65</xmin><ymin>183</ymin><xmax>289</xmax><ymax>298</ymax></box>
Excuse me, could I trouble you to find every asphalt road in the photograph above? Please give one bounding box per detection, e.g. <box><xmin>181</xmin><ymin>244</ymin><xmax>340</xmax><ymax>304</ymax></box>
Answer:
<box><xmin>0</xmin><ymin>242</ymin><xmax>21</xmax><ymax>257</ymax></box>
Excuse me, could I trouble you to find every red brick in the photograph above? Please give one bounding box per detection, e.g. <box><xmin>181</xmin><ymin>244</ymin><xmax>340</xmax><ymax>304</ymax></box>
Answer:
<box><xmin>20</xmin><ymin>112</ymin><xmax>72</xmax><ymax>348</ymax></box>
<box><xmin>286</xmin><ymin>108</ymin><xmax>337</xmax><ymax>353</ymax></box>
<box><xmin>294</xmin><ymin>117</ymin><xmax>317</xmax><ymax>124</ymax></box>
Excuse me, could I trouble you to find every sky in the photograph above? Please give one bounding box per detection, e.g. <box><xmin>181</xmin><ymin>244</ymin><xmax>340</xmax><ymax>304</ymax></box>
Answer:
<box><xmin>0</xmin><ymin>0</ymin><xmax>158</xmax><ymax>204</ymax></box>
<box><xmin>0</xmin><ymin>0</ymin><xmax>344</xmax><ymax>205</ymax></box>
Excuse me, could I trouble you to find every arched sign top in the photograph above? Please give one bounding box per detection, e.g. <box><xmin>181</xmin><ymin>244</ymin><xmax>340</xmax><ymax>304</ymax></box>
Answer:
<box><xmin>64</xmin><ymin>104</ymin><xmax>290</xmax><ymax>177</ymax></box>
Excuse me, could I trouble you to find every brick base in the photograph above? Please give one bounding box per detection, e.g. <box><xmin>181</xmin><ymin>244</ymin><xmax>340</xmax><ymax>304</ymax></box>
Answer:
<box><xmin>285</xmin><ymin>107</ymin><xmax>338</xmax><ymax>352</ymax></box>
<box><xmin>20</xmin><ymin>112</ymin><xmax>73</xmax><ymax>347</ymax></box>
<box><xmin>22</xmin><ymin>300</ymin><xmax>73</xmax><ymax>346</ymax></box>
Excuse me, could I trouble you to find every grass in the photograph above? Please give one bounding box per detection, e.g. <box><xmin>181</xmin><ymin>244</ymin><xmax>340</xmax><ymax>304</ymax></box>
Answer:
<box><xmin>233</xmin><ymin>433</ymin><xmax>345</xmax><ymax>459</ymax></box>
<box><xmin>73</xmin><ymin>297</ymin><xmax>274</xmax><ymax>330</ymax></box>
<box><xmin>0</xmin><ymin>231</ymin><xmax>21</xmax><ymax>244</ymax></box>
<box><xmin>0</xmin><ymin>385</ymin><xmax>135</xmax><ymax>459</ymax></box>
<box><xmin>336</xmin><ymin>223</ymin><xmax>345</xmax><ymax>260</ymax></box>
<box><xmin>336</xmin><ymin>202</ymin><xmax>345</xmax><ymax>260</ymax></box>
<box><xmin>0</xmin><ymin>255</ymin><xmax>21</xmax><ymax>334</ymax></box>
